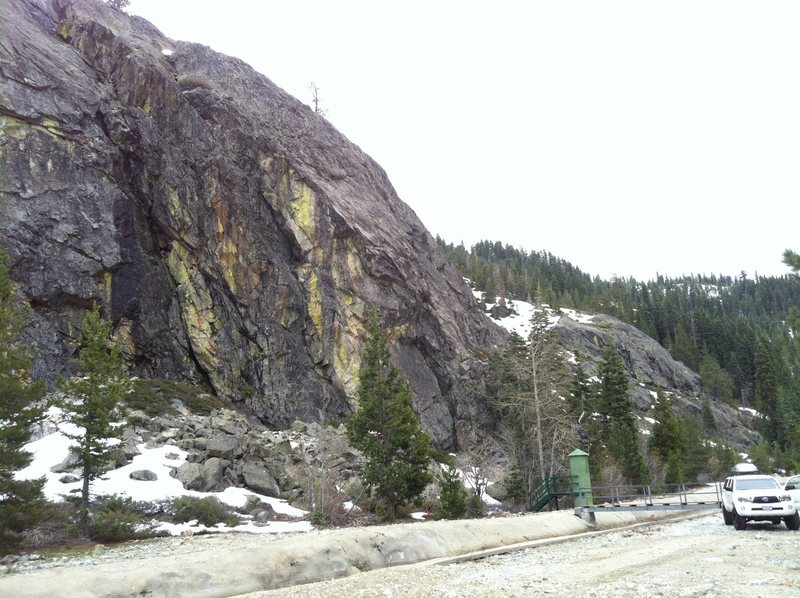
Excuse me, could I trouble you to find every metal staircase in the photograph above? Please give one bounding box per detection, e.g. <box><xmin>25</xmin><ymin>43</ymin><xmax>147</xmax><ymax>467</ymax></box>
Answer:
<box><xmin>529</xmin><ymin>475</ymin><xmax>578</xmax><ymax>512</ymax></box>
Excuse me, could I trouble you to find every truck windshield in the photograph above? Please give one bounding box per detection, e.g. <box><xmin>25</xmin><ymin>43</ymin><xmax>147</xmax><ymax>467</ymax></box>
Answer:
<box><xmin>736</xmin><ymin>478</ymin><xmax>779</xmax><ymax>491</ymax></box>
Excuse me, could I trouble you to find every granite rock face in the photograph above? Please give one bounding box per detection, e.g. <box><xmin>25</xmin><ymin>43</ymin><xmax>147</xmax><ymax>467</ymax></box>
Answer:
<box><xmin>553</xmin><ymin>313</ymin><xmax>702</xmax><ymax>401</ymax></box>
<box><xmin>0</xmin><ymin>0</ymin><xmax>504</xmax><ymax>447</ymax></box>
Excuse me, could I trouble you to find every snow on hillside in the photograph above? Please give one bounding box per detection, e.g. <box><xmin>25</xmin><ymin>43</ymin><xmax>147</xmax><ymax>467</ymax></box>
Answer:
<box><xmin>469</xmin><ymin>284</ymin><xmax>594</xmax><ymax>338</ymax></box>
<box><xmin>17</xmin><ymin>408</ymin><xmax>311</xmax><ymax>535</ymax></box>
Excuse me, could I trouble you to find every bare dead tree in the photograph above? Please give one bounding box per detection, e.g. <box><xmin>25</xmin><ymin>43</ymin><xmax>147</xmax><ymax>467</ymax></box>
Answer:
<box><xmin>493</xmin><ymin>300</ymin><xmax>575</xmax><ymax>500</ymax></box>
<box><xmin>309</xmin><ymin>82</ymin><xmax>328</xmax><ymax>117</ymax></box>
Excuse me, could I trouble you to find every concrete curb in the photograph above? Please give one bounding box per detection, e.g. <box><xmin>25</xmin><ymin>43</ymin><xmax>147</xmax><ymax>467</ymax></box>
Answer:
<box><xmin>0</xmin><ymin>509</ymin><xmax>717</xmax><ymax>597</ymax></box>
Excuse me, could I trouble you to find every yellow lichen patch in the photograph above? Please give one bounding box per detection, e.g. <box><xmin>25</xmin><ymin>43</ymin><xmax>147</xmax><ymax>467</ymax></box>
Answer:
<box><xmin>0</xmin><ymin>116</ymin><xmax>27</xmax><ymax>140</ymax></box>
<box><xmin>266</xmin><ymin>168</ymin><xmax>317</xmax><ymax>255</ymax></box>
<box><xmin>112</xmin><ymin>318</ymin><xmax>137</xmax><ymax>360</ymax></box>
<box><xmin>289</xmin><ymin>177</ymin><xmax>316</xmax><ymax>241</ymax></box>
<box><xmin>41</xmin><ymin>117</ymin><xmax>60</xmax><ymax>136</ymax></box>
<box><xmin>166</xmin><ymin>185</ymin><xmax>181</xmax><ymax>218</ymax></box>
<box><xmin>306</xmin><ymin>271</ymin><xmax>323</xmax><ymax>336</ymax></box>
<box><xmin>331</xmin><ymin>316</ymin><xmax>364</xmax><ymax>397</ymax></box>
<box><xmin>56</xmin><ymin>21</ymin><xmax>72</xmax><ymax>40</ymax></box>
<box><xmin>0</xmin><ymin>116</ymin><xmax>67</xmax><ymax>141</ymax></box>
<box><xmin>386</xmin><ymin>324</ymin><xmax>409</xmax><ymax>343</ymax></box>
<box><xmin>211</xmin><ymin>197</ymin><xmax>239</xmax><ymax>295</ymax></box>
<box><xmin>167</xmin><ymin>242</ymin><xmax>218</xmax><ymax>372</ymax></box>
<box><xmin>220</xmin><ymin>236</ymin><xmax>237</xmax><ymax>294</ymax></box>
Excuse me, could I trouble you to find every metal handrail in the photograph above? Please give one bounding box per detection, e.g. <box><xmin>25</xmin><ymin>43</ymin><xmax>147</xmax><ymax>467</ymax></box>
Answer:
<box><xmin>575</xmin><ymin>482</ymin><xmax>723</xmax><ymax>512</ymax></box>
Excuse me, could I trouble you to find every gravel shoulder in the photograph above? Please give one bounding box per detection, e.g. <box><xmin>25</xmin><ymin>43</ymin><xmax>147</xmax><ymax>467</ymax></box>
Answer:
<box><xmin>247</xmin><ymin>513</ymin><xmax>800</xmax><ymax>598</ymax></box>
<box><xmin>3</xmin><ymin>511</ymin><xmax>799</xmax><ymax>597</ymax></box>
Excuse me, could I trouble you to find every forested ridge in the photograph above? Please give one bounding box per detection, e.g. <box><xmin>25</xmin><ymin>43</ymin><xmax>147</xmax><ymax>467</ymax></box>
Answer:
<box><xmin>438</xmin><ymin>238</ymin><xmax>800</xmax><ymax>466</ymax></box>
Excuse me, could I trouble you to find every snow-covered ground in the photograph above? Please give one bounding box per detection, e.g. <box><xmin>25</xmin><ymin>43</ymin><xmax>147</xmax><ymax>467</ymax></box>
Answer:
<box><xmin>16</xmin><ymin>407</ymin><xmax>502</xmax><ymax>536</ymax></box>
<box><xmin>470</xmin><ymin>285</ymin><xmax>594</xmax><ymax>339</ymax></box>
<box><xmin>16</xmin><ymin>408</ymin><xmax>311</xmax><ymax>535</ymax></box>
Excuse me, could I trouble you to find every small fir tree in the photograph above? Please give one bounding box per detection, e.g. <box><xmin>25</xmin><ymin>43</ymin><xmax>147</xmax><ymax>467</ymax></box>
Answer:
<box><xmin>58</xmin><ymin>306</ymin><xmax>131</xmax><ymax>536</ymax></box>
<box><xmin>0</xmin><ymin>249</ymin><xmax>47</xmax><ymax>553</ymax></box>
<box><xmin>437</xmin><ymin>465</ymin><xmax>467</xmax><ymax>520</ymax></box>
<box><xmin>347</xmin><ymin>310</ymin><xmax>432</xmax><ymax>520</ymax></box>
<box><xmin>597</xmin><ymin>346</ymin><xmax>650</xmax><ymax>485</ymax></box>
<box><xmin>649</xmin><ymin>390</ymin><xmax>683</xmax><ymax>463</ymax></box>
<box><xmin>502</xmin><ymin>462</ymin><xmax>527</xmax><ymax>508</ymax></box>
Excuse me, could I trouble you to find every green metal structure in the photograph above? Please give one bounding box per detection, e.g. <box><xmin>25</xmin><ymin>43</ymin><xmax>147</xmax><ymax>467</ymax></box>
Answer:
<box><xmin>529</xmin><ymin>475</ymin><xmax>578</xmax><ymax>512</ymax></box>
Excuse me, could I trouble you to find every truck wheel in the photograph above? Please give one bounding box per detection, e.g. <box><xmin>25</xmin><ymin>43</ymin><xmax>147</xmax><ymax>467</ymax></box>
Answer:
<box><xmin>786</xmin><ymin>513</ymin><xmax>800</xmax><ymax>531</ymax></box>
<box><xmin>733</xmin><ymin>511</ymin><xmax>747</xmax><ymax>530</ymax></box>
<box><xmin>722</xmin><ymin>507</ymin><xmax>733</xmax><ymax>525</ymax></box>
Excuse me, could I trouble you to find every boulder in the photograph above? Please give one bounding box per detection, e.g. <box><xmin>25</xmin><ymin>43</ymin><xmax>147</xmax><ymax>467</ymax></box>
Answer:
<box><xmin>206</xmin><ymin>433</ymin><xmax>240</xmax><ymax>460</ymax></box>
<box><xmin>240</xmin><ymin>462</ymin><xmax>281</xmax><ymax>498</ymax></box>
<box><xmin>129</xmin><ymin>470</ymin><xmax>158</xmax><ymax>481</ymax></box>
<box><xmin>175</xmin><ymin>458</ymin><xmax>229</xmax><ymax>492</ymax></box>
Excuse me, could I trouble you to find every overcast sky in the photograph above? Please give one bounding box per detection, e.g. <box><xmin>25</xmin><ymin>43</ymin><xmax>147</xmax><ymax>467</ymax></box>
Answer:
<box><xmin>127</xmin><ymin>0</ymin><xmax>798</xmax><ymax>281</ymax></box>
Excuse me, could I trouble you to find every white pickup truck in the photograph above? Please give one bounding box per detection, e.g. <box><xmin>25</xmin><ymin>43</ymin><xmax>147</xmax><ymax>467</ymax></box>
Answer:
<box><xmin>721</xmin><ymin>470</ymin><xmax>799</xmax><ymax>530</ymax></box>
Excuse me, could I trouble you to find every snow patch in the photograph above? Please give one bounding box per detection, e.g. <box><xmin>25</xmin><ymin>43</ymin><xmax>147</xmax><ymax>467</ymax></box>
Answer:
<box><xmin>16</xmin><ymin>410</ymin><xmax>309</xmax><ymax>535</ymax></box>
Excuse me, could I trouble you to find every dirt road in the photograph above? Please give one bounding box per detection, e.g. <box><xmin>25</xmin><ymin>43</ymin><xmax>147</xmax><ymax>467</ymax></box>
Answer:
<box><xmin>248</xmin><ymin>513</ymin><xmax>800</xmax><ymax>597</ymax></box>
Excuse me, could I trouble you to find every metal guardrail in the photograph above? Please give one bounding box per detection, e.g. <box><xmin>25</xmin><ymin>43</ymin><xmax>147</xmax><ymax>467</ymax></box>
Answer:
<box><xmin>575</xmin><ymin>482</ymin><xmax>723</xmax><ymax>514</ymax></box>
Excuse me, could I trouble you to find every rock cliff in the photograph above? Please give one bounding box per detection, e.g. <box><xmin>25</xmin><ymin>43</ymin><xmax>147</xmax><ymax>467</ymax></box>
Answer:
<box><xmin>0</xmin><ymin>0</ymin><xmax>505</xmax><ymax>447</ymax></box>
<box><xmin>551</xmin><ymin>311</ymin><xmax>758</xmax><ymax>448</ymax></box>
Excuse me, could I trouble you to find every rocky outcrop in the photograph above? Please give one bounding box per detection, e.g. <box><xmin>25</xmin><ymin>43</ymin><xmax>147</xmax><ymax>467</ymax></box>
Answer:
<box><xmin>553</xmin><ymin>312</ymin><xmax>702</xmax><ymax>405</ymax></box>
<box><xmin>95</xmin><ymin>407</ymin><xmax>364</xmax><ymax>501</ymax></box>
<box><xmin>551</xmin><ymin>310</ymin><xmax>758</xmax><ymax>449</ymax></box>
<box><xmin>0</xmin><ymin>0</ymin><xmax>504</xmax><ymax>447</ymax></box>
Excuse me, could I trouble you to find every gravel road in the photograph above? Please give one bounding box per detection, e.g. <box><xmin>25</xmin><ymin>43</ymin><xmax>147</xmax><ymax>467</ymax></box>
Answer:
<box><xmin>247</xmin><ymin>513</ymin><xmax>800</xmax><ymax>598</ymax></box>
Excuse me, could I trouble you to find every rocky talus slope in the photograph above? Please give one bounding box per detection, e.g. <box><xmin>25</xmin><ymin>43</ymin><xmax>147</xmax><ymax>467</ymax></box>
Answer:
<box><xmin>0</xmin><ymin>0</ymin><xmax>504</xmax><ymax>446</ymax></box>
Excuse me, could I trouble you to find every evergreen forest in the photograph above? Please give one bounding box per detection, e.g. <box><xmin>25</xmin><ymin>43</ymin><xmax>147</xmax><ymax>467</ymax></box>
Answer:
<box><xmin>438</xmin><ymin>238</ymin><xmax>800</xmax><ymax>467</ymax></box>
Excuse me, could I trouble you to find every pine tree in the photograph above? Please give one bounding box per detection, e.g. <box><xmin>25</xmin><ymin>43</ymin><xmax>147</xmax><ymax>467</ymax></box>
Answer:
<box><xmin>347</xmin><ymin>310</ymin><xmax>432</xmax><ymax>520</ymax></box>
<box><xmin>649</xmin><ymin>390</ymin><xmax>683</xmax><ymax>462</ymax></box>
<box><xmin>0</xmin><ymin>249</ymin><xmax>47</xmax><ymax>553</ymax></box>
<box><xmin>437</xmin><ymin>465</ymin><xmax>467</xmax><ymax>519</ymax></box>
<box><xmin>568</xmin><ymin>366</ymin><xmax>595</xmax><ymax>418</ymax></box>
<box><xmin>753</xmin><ymin>338</ymin><xmax>780</xmax><ymax>442</ymax></box>
<box><xmin>784</xmin><ymin>249</ymin><xmax>800</xmax><ymax>337</ymax></box>
<box><xmin>597</xmin><ymin>346</ymin><xmax>650</xmax><ymax>485</ymax></box>
<box><xmin>58</xmin><ymin>306</ymin><xmax>131</xmax><ymax>536</ymax></box>
<box><xmin>698</xmin><ymin>353</ymin><xmax>734</xmax><ymax>404</ymax></box>
<box><xmin>597</xmin><ymin>346</ymin><xmax>632</xmax><ymax>422</ymax></box>
<box><xmin>502</xmin><ymin>462</ymin><xmax>527</xmax><ymax>507</ymax></box>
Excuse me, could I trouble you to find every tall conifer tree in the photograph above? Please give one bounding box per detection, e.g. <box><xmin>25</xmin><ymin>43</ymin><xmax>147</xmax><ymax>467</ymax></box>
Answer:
<box><xmin>58</xmin><ymin>306</ymin><xmax>130</xmax><ymax>536</ymax></box>
<box><xmin>597</xmin><ymin>346</ymin><xmax>650</xmax><ymax>485</ymax></box>
<box><xmin>347</xmin><ymin>310</ymin><xmax>432</xmax><ymax>520</ymax></box>
<box><xmin>0</xmin><ymin>249</ymin><xmax>47</xmax><ymax>553</ymax></box>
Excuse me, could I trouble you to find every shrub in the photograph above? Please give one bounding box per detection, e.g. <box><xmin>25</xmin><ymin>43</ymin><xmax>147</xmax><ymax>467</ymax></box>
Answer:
<box><xmin>437</xmin><ymin>467</ymin><xmax>467</xmax><ymax>520</ymax></box>
<box><xmin>466</xmin><ymin>493</ymin><xmax>485</xmax><ymax>518</ymax></box>
<box><xmin>125</xmin><ymin>378</ymin><xmax>221</xmax><ymax>417</ymax></box>
<box><xmin>309</xmin><ymin>508</ymin><xmax>325</xmax><ymax>526</ymax></box>
<box><xmin>170</xmin><ymin>496</ymin><xmax>240</xmax><ymax>527</ymax></box>
<box><xmin>21</xmin><ymin>502</ymin><xmax>79</xmax><ymax>550</ymax></box>
<box><xmin>185</xmin><ymin>393</ymin><xmax>221</xmax><ymax>415</ymax></box>
<box><xmin>125</xmin><ymin>379</ymin><xmax>178</xmax><ymax>416</ymax></box>
<box><xmin>503</xmin><ymin>463</ymin><xmax>527</xmax><ymax>507</ymax></box>
<box><xmin>90</xmin><ymin>509</ymin><xmax>141</xmax><ymax>543</ymax></box>
<box><xmin>89</xmin><ymin>495</ymin><xmax>160</xmax><ymax>543</ymax></box>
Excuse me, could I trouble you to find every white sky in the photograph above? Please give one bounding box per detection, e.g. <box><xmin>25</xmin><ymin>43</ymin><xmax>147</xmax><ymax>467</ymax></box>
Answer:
<box><xmin>127</xmin><ymin>0</ymin><xmax>799</xmax><ymax>281</ymax></box>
